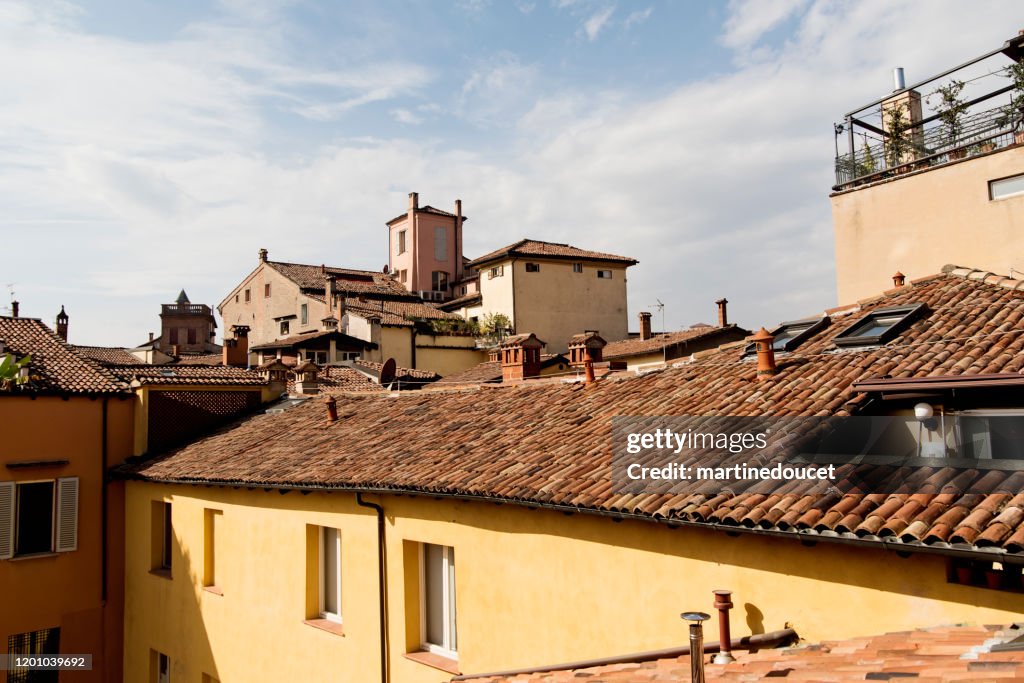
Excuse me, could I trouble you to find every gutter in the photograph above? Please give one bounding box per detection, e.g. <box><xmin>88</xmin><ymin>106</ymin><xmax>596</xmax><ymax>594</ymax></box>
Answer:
<box><xmin>356</xmin><ymin>493</ymin><xmax>389</xmax><ymax>683</ymax></box>
<box><xmin>114</xmin><ymin>475</ymin><xmax>1024</xmax><ymax>565</ymax></box>
<box><xmin>450</xmin><ymin>628</ymin><xmax>798</xmax><ymax>681</ymax></box>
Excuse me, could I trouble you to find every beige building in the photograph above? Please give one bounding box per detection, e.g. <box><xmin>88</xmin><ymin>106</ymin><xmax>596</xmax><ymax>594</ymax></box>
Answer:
<box><xmin>831</xmin><ymin>31</ymin><xmax>1024</xmax><ymax>302</ymax></box>
<box><xmin>456</xmin><ymin>239</ymin><xmax>637</xmax><ymax>353</ymax></box>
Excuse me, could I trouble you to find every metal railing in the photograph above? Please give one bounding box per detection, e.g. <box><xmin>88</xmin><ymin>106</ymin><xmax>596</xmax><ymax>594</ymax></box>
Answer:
<box><xmin>161</xmin><ymin>303</ymin><xmax>212</xmax><ymax>315</ymax></box>
<box><xmin>834</xmin><ymin>104</ymin><xmax>1021</xmax><ymax>190</ymax></box>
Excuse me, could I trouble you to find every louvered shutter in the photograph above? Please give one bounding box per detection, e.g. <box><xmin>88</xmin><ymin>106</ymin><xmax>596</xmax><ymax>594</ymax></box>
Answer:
<box><xmin>0</xmin><ymin>481</ymin><xmax>14</xmax><ymax>560</ymax></box>
<box><xmin>55</xmin><ymin>477</ymin><xmax>78</xmax><ymax>553</ymax></box>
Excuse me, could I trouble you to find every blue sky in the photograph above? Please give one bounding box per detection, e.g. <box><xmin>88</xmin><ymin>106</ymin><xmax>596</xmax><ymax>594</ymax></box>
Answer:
<box><xmin>2</xmin><ymin>0</ymin><xmax>1023</xmax><ymax>345</ymax></box>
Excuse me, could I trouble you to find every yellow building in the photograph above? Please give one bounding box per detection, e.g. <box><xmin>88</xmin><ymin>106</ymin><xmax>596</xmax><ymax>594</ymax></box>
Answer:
<box><xmin>120</xmin><ymin>267</ymin><xmax>1024</xmax><ymax>682</ymax></box>
<box><xmin>831</xmin><ymin>31</ymin><xmax>1024</xmax><ymax>302</ymax></box>
<box><xmin>0</xmin><ymin>313</ymin><xmax>135</xmax><ymax>683</ymax></box>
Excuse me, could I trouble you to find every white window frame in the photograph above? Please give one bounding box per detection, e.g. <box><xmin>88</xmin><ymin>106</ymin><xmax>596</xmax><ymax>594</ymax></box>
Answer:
<box><xmin>488</xmin><ymin>265</ymin><xmax>504</xmax><ymax>279</ymax></box>
<box><xmin>573</xmin><ymin>263</ymin><xmax>583</xmax><ymax>273</ymax></box>
<box><xmin>319</xmin><ymin>527</ymin><xmax>342</xmax><ymax>624</ymax></box>
<box><xmin>420</xmin><ymin>543</ymin><xmax>457</xmax><ymax>658</ymax></box>
<box><xmin>597</xmin><ymin>269</ymin><xmax>612</xmax><ymax>279</ymax></box>
<box><xmin>989</xmin><ymin>173</ymin><xmax>1024</xmax><ymax>201</ymax></box>
<box><xmin>0</xmin><ymin>478</ymin><xmax>78</xmax><ymax>560</ymax></box>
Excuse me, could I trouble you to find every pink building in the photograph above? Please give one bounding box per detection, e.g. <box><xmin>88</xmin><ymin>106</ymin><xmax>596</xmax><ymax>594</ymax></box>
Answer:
<box><xmin>386</xmin><ymin>192</ymin><xmax>465</xmax><ymax>300</ymax></box>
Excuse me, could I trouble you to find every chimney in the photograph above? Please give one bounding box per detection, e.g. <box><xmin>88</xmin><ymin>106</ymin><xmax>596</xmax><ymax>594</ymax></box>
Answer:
<box><xmin>488</xmin><ymin>348</ymin><xmax>500</xmax><ymax>363</ymax></box>
<box><xmin>893</xmin><ymin>67</ymin><xmax>906</xmax><ymax>91</ymax></box>
<box><xmin>258</xmin><ymin>248</ymin><xmax>268</xmax><ymax>263</ymax></box>
<box><xmin>716</xmin><ymin>298</ymin><xmax>728</xmax><ymax>327</ymax></box>
<box><xmin>259</xmin><ymin>359</ymin><xmax>289</xmax><ymax>398</ymax></box>
<box><xmin>408</xmin><ymin>192</ymin><xmax>419</xmax><ymax>211</ymax></box>
<box><xmin>222</xmin><ymin>325</ymin><xmax>250</xmax><ymax>367</ymax></box>
<box><xmin>712</xmin><ymin>590</ymin><xmax>735</xmax><ymax>665</ymax></box>
<box><xmin>55</xmin><ymin>305</ymin><xmax>69</xmax><ymax>341</ymax></box>
<box><xmin>639</xmin><ymin>312</ymin><xmax>652</xmax><ymax>341</ymax></box>
<box><xmin>148</xmin><ymin>332</ymin><xmax>154</xmax><ymax>342</ymax></box>
<box><xmin>681</xmin><ymin>612</ymin><xmax>710</xmax><ymax>683</ymax></box>
<box><xmin>11</xmin><ymin>301</ymin><xmax>19</xmax><ymax>318</ymax></box>
<box><xmin>500</xmin><ymin>333</ymin><xmax>543</xmax><ymax>382</ymax></box>
<box><xmin>294</xmin><ymin>361</ymin><xmax>320</xmax><ymax>395</ymax></box>
<box><xmin>568</xmin><ymin>331</ymin><xmax>606</xmax><ymax>367</ymax></box>
<box><xmin>751</xmin><ymin>328</ymin><xmax>777</xmax><ymax>379</ymax></box>
<box><xmin>324</xmin><ymin>394</ymin><xmax>337</xmax><ymax>422</ymax></box>
<box><xmin>892</xmin><ymin>271</ymin><xmax>906</xmax><ymax>287</ymax></box>
<box><xmin>882</xmin><ymin>70</ymin><xmax>923</xmax><ymax>166</ymax></box>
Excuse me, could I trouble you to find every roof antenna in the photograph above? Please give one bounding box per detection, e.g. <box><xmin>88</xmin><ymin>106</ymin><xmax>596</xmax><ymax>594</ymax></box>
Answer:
<box><xmin>4</xmin><ymin>284</ymin><xmax>14</xmax><ymax>316</ymax></box>
<box><xmin>652</xmin><ymin>299</ymin><xmax>666</xmax><ymax>363</ymax></box>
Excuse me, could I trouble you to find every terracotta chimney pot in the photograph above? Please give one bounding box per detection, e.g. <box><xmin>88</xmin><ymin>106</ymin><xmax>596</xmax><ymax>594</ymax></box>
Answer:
<box><xmin>751</xmin><ymin>328</ymin><xmax>777</xmax><ymax>379</ymax></box>
<box><xmin>892</xmin><ymin>271</ymin><xmax>906</xmax><ymax>287</ymax></box>
<box><xmin>325</xmin><ymin>395</ymin><xmax>338</xmax><ymax>422</ymax></box>
<box><xmin>638</xmin><ymin>312</ymin><xmax>652</xmax><ymax>341</ymax></box>
<box><xmin>716</xmin><ymin>298</ymin><xmax>729</xmax><ymax>327</ymax></box>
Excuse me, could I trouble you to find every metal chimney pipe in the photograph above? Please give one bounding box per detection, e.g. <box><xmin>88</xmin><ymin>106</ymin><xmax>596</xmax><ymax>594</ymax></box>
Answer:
<box><xmin>681</xmin><ymin>611</ymin><xmax>710</xmax><ymax>683</ymax></box>
<box><xmin>712</xmin><ymin>590</ymin><xmax>736</xmax><ymax>664</ymax></box>
<box><xmin>893</xmin><ymin>67</ymin><xmax>906</xmax><ymax>91</ymax></box>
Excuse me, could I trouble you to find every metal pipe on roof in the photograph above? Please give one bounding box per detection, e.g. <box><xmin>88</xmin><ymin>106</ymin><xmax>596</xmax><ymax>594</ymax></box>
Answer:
<box><xmin>449</xmin><ymin>627</ymin><xmax>797</xmax><ymax>681</ymax></box>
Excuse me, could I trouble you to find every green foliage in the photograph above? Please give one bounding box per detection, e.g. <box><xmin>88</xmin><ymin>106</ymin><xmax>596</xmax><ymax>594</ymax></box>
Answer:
<box><xmin>0</xmin><ymin>353</ymin><xmax>31</xmax><ymax>391</ymax></box>
<box><xmin>998</xmin><ymin>61</ymin><xmax>1024</xmax><ymax>129</ymax></box>
<box><xmin>425</xmin><ymin>317</ymin><xmax>481</xmax><ymax>335</ymax></box>
<box><xmin>480</xmin><ymin>313</ymin><xmax>512</xmax><ymax>344</ymax></box>
<box><xmin>859</xmin><ymin>138</ymin><xmax>876</xmax><ymax>175</ymax></box>
<box><xmin>929</xmin><ymin>79</ymin><xmax>968</xmax><ymax>146</ymax></box>
<box><xmin>884</xmin><ymin>103</ymin><xmax>911</xmax><ymax>169</ymax></box>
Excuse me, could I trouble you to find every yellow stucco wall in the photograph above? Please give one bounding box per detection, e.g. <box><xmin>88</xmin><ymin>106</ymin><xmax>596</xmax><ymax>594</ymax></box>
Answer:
<box><xmin>124</xmin><ymin>482</ymin><xmax>1024</xmax><ymax>683</ymax></box>
<box><xmin>1</xmin><ymin>395</ymin><xmax>134</xmax><ymax>683</ymax></box>
<box><xmin>415</xmin><ymin>334</ymin><xmax>488</xmax><ymax>376</ymax></box>
<box><xmin>831</xmin><ymin>145</ymin><xmax>1024</xmax><ymax>303</ymax></box>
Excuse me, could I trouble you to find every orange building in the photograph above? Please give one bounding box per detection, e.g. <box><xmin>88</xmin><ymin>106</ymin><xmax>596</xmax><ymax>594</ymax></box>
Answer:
<box><xmin>0</xmin><ymin>313</ymin><xmax>134</xmax><ymax>683</ymax></box>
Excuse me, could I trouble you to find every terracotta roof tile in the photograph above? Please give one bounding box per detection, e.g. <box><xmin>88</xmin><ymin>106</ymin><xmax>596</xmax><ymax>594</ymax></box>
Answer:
<box><xmin>468</xmin><ymin>239</ymin><xmax>637</xmax><ymax>267</ymax></box>
<box><xmin>0</xmin><ymin>317</ymin><xmax>127</xmax><ymax>394</ymax></box>
<box><xmin>109</xmin><ymin>365</ymin><xmax>266</xmax><ymax>386</ymax></box>
<box><xmin>603</xmin><ymin>325</ymin><xmax>748</xmax><ymax>360</ymax></box>
<box><xmin>124</xmin><ymin>270</ymin><xmax>1024</xmax><ymax>556</ymax></box>
<box><xmin>463</xmin><ymin>624</ymin><xmax>1024</xmax><ymax>682</ymax></box>
<box><xmin>266</xmin><ymin>260</ymin><xmax>411</xmax><ymax>298</ymax></box>
<box><xmin>72</xmin><ymin>345</ymin><xmax>144</xmax><ymax>366</ymax></box>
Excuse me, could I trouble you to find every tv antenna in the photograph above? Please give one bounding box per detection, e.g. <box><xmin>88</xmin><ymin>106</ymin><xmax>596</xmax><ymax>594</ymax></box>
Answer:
<box><xmin>652</xmin><ymin>299</ymin><xmax>666</xmax><ymax>362</ymax></box>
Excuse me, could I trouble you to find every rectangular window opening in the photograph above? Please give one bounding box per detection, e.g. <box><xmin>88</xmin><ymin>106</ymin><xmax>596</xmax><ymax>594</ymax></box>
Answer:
<box><xmin>990</xmin><ymin>173</ymin><xmax>1024</xmax><ymax>200</ymax></box>
<box><xmin>301</xmin><ymin>304</ymin><xmax>308</xmax><ymax>326</ymax></box>
<box><xmin>398</xmin><ymin>230</ymin><xmax>407</xmax><ymax>255</ymax></box>
<box><xmin>525</xmin><ymin>263</ymin><xmax>540</xmax><ymax>273</ymax></box>
<box><xmin>421</xmin><ymin>543</ymin><xmax>457</xmax><ymax>658</ymax></box>
<box><xmin>597</xmin><ymin>270</ymin><xmax>612</xmax><ymax>279</ymax></box>
<box><xmin>434</xmin><ymin>227</ymin><xmax>447</xmax><ymax>262</ymax></box>
<box><xmin>320</xmin><ymin>527</ymin><xmax>342</xmax><ymax>623</ymax></box>
<box><xmin>8</xmin><ymin>628</ymin><xmax>60</xmax><ymax>683</ymax></box>
<box><xmin>573</xmin><ymin>263</ymin><xmax>583</xmax><ymax>273</ymax></box>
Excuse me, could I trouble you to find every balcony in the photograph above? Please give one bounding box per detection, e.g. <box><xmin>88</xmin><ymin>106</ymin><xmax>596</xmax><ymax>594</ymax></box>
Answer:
<box><xmin>161</xmin><ymin>303</ymin><xmax>212</xmax><ymax>316</ymax></box>
<box><xmin>833</xmin><ymin>31</ymin><xmax>1024</xmax><ymax>192</ymax></box>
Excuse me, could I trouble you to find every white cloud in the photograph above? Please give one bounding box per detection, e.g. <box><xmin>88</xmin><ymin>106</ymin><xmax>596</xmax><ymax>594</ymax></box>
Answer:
<box><xmin>720</xmin><ymin>0</ymin><xmax>809</xmax><ymax>52</ymax></box>
<box><xmin>624</xmin><ymin>7</ymin><xmax>652</xmax><ymax>29</ymax></box>
<box><xmin>582</xmin><ymin>5</ymin><xmax>614</xmax><ymax>41</ymax></box>
<box><xmin>391</xmin><ymin>108</ymin><xmax>423</xmax><ymax>125</ymax></box>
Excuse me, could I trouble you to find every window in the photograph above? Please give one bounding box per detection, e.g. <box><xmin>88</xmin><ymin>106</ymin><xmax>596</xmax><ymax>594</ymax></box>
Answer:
<box><xmin>461</xmin><ymin>286</ymin><xmax>467</xmax><ymax>296</ymax></box>
<box><xmin>434</xmin><ymin>227</ymin><xmax>447</xmax><ymax>261</ymax></box>
<box><xmin>187</xmin><ymin>328</ymin><xmax>197</xmax><ymax>345</ymax></box>
<box><xmin>265</xmin><ymin>283</ymin><xmax>271</xmax><ymax>298</ymax></box>
<box><xmin>432</xmin><ymin>271</ymin><xmax>449</xmax><ymax>292</ymax></box>
<box><xmin>303</xmin><ymin>350</ymin><xmax>328</xmax><ymax>364</ymax></box>
<box><xmin>573</xmin><ymin>263</ymin><xmax>583</xmax><ymax>273</ymax></box>
<box><xmin>744</xmin><ymin>317</ymin><xmax>830</xmax><ymax>355</ymax></box>
<box><xmin>398</xmin><ymin>229</ymin><xmax>407</xmax><ymax>254</ymax></box>
<box><xmin>834</xmin><ymin>304</ymin><xmax>926</xmax><ymax>347</ymax></box>
<box><xmin>8</xmin><ymin>628</ymin><xmax>60</xmax><ymax>683</ymax></box>
<box><xmin>597</xmin><ymin>270</ymin><xmax>612</xmax><ymax>279</ymax></box>
<box><xmin>234</xmin><ymin>294</ymin><xmax>239</xmax><ymax>303</ymax></box>
<box><xmin>488</xmin><ymin>265</ymin><xmax>504</xmax><ymax>279</ymax></box>
<box><xmin>301</xmin><ymin>304</ymin><xmax>308</xmax><ymax>325</ymax></box>
<box><xmin>203</xmin><ymin>509</ymin><xmax>221</xmax><ymax>590</ymax></box>
<box><xmin>990</xmin><ymin>173</ymin><xmax>1024</xmax><ymax>200</ymax></box>
<box><xmin>151</xmin><ymin>501</ymin><xmax>172</xmax><ymax>574</ymax></box>
<box><xmin>151</xmin><ymin>650</ymin><xmax>170</xmax><ymax>683</ymax></box>
<box><xmin>525</xmin><ymin>263</ymin><xmax>540</xmax><ymax>273</ymax></box>
<box><xmin>168</xmin><ymin>328</ymin><xmax>178</xmax><ymax>345</ymax></box>
<box><xmin>400</xmin><ymin>269</ymin><xmax>408</xmax><ymax>284</ymax></box>
<box><xmin>337</xmin><ymin>351</ymin><xmax>360</xmax><ymax>362</ymax></box>
<box><xmin>280</xmin><ymin>320</ymin><xmax>290</xmax><ymax>336</ymax></box>
<box><xmin>0</xmin><ymin>478</ymin><xmax>78</xmax><ymax>560</ymax></box>
<box><xmin>320</xmin><ymin>527</ymin><xmax>342</xmax><ymax>623</ymax></box>
<box><xmin>244</xmin><ymin>288</ymin><xmax>251</xmax><ymax>303</ymax></box>
<box><xmin>421</xmin><ymin>543</ymin><xmax>457</xmax><ymax>657</ymax></box>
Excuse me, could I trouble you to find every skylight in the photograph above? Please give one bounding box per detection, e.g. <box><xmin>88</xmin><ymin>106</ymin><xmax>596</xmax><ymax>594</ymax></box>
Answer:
<box><xmin>833</xmin><ymin>304</ymin><xmax>926</xmax><ymax>348</ymax></box>
<box><xmin>744</xmin><ymin>317</ymin><xmax>830</xmax><ymax>355</ymax></box>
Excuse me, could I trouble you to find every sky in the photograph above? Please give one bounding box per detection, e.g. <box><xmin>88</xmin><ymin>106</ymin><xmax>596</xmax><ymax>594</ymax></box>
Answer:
<box><xmin>2</xmin><ymin>0</ymin><xmax>1023</xmax><ymax>346</ymax></box>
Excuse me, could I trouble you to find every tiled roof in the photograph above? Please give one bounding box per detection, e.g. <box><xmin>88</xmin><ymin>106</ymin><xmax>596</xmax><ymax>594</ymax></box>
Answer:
<box><xmin>344</xmin><ymin>297</ymin><xmax>465</xmax><ymax>327</ymax></box>
<box><xmin>286</xmin><ymin>366</ymin><xmax>385</xmax><ymax>394</ymax></box>
<box><xmin>439</xmin><ymin>354</ymin><xmax>570</xmax><ymax>385</ymax></box>
<box><xmin>385</xmin><ymin>204</ymin><xmax>463</xmax><ymax>225</ymax></box>
<box><xmin>354</xmin><ymin>359</ymin><xmax>441</xmax><ymax>383</ymax></box>
<box><xmin>250</xmin><ymin>329</ymin><xmax>372</xmax><ymax>352</ymax></box>
<box><xmin>124</xmin><ymin>268</ymin><xmax>1024</xmax><ymax>556</ymax></box>
<box><xmin>440</xmin><ymin>291</ymin><xmax>482</xmax><ymax>311</ymax></box>
<box><xmin>468</xmin><ymin>239</ymin><xmax>638</xmax><ymax>267</ymax></box>
<box><xmin>72</xmin><ymin>345</ymin><xmax>144</xmax><ymax>366</ymax></box>
<box><xmin>266</xmin><ymin>261</ymin><xmax>412</xmax><ymax>298</ymax></box>
<box><xmin>0</xmin><ymin>317</ymin><xmax>127</xmax><ymax>394</ymax></box>
<box><xmin>109</xmin><ymin>365</ymin><xmax>266</xmax><ymax>386</ymax></box>
<box><xmin>603</xmin><ymin>325</ymin><xmax>747</xmax><ymax>360</ymax></box>
<box><xmin>171</xmin><ymin>353</ymin><xmax>224</xmax><ymax>366</ymax></box>
<box><xmin>464</xmin><ymin>624</ymin><xmax>1024</xmax><ymax>682</ymax></box>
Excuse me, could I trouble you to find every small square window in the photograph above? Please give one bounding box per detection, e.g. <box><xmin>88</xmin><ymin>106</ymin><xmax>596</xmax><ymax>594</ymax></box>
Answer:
<box><xmin>488</xmin><ymin>265</ymin><xmax>504</xmax><ymax>279</ymax></box>
<box><xmin>573</xmin><ymin>263</ymin><xmax>583</xmax><ymax>273</ymax></box>
<box><xmin>834</xmin><ymin>304</ymin><xmax>926</xmax><ymax>347</ymax></box>
<box><xmin>280</xmin><ymin>320</ymin><xmax>290</xmax><ymax>336</ymax></box>
<box><xmin>432</xmin><ymin>271</ymin><xmax>449</xmax><ymax>291</ymax></box>
<box><xmin>8</xmin><ymin>628</ymin><xmax>61</xmax><ymax>680</ymax></box>
<box><xmin>990</xmin><ymin>173</ymin><xmax>1024</xmax><ymax>200</ymax></box>
<box><xmin>597</xmin><ymin>270</ymin><xmax>612</xmax><ymax>279</ymax></box>
<box><xmin>525</xmin><ymin>263</ymin><xmax>540</xmax><ymax>273</ymax></box>
<box><xmin>400</xmin><ymin>269</ymin><xmax>408</xmax><ymax>284</ymax></box>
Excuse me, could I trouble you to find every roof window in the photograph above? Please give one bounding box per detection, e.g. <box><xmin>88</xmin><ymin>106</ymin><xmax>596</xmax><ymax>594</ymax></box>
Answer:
<box><xmin>834</xmin><ymin>304</ymin><xmax>926</xmax><ymax>348</ymax></box>
<box><xmin>745</xmin><ymin>317</ymin><xmax>830</xmax><ymax>355</ymax></box>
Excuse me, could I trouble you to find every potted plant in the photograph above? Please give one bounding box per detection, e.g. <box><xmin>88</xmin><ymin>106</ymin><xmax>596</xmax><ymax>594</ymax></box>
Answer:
<box><xmin>858</xmin><ymin>137</ymin><xmax>877</xmax><ymax>177</ymax></box>
<box><xmin>929</xmin><ymin>79</ymin><xmax>968</xmax><ymax>159</ymax></box>
<box><xmin>998</xmin><ymin>60</ymin><xmax>1024</xmax><ymax>144</ymax></box>
<box><xmin>883</xmin><ymin>102</ymin><xmax>912</xmax><ymax>172</ymax></box>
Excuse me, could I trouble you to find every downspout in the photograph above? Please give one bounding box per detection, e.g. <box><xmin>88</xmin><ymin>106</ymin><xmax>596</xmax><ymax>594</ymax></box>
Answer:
<box><xmin>357</xmin><ymin>493</ymin><xmax>389</xmax><ymax>683</ymax></box>
<box><xmin>101</xmin><ymin>395</ymin><xmax>109</xmax><ymax>602</ymax></box>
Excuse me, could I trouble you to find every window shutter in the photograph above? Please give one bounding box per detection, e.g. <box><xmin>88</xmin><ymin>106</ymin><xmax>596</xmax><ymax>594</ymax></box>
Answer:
<box><xmin>0</xmin><ymin>481</ymin><xmax>13</xmax><ymax>560</ymax></box>
<box><xmin>55</xmin><ymin>477</ymin><xmax>79</xmax><ymax>553</ymax></box>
